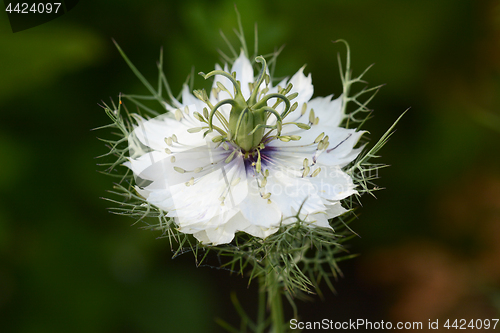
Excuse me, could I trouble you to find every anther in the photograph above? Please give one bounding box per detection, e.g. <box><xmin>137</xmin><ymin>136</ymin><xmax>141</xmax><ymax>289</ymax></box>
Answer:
<box><xmin>231</xmin><ymin>177</ymin><xmax>241</xmax><ymax>186</ymax></box>
<box><xmin>260</xmin><ymin>177</ymin><xmax>267</xmax><ymax>187</ymax></box>
<box><xmin>193</xmin><ymin>112</ymin><xmax>204</xmax><ymax>122</ymax></box>
<box><xmin>175</xmin><ymin>109</ymin><xmax>183</xmax><ymax>121</ymax></box>
<box><xmin>311</xmin><ymin>168</ymin><xmax>322</xmax><ymax>177</ymax></box>
<box><xmin>295</xmin><ymin>123</ymin><xmax>310</xmax><ymax>130</ymax></box>
<box><xmin>314</xmin><ymin>132</ymin><xmax>325</xmax><ymax>143</ymax></box>
<box><xmin>308</xmin><ymin>109</ymin><xmax>316</xmax><ymax>124</ymax></box>
<box><xmin>302</xmin><ymin>166</ymin><xmax>310</xmax><ymax>178</ymax></box>
<box><xmin>174</xmin><ymin>166</ymin><xmax>186</xmax><ymax>173</ymax></box>
<box><xmin>301</xmin><ymin>102</ymin><xmax>308</xmax><ymax>115</ymax></box>
<box><xmin>225</xmin><ymin>150</ymin><xmax>236</xmax><ymax>163</ymax></box>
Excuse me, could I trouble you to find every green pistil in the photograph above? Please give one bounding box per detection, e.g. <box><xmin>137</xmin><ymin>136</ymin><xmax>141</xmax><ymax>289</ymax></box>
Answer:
<box><xmin>196</xmin><ymin>55</ymin><xmax>309</xmax><ymax>157</ymax></box>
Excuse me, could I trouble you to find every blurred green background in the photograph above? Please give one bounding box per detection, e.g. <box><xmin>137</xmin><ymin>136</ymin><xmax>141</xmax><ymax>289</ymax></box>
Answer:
<box><xmin>1</xmin><ymin>0</ymin><xmax>499</xmax><ymax>332</ymax></box>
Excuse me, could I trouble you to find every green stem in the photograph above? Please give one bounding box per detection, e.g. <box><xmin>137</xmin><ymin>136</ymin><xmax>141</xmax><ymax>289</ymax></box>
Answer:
<box><xmin>267</xmin><ymin>262</ymin><xmax>285</xmax><ymax>333</ymax></box>
<box><xmin>256</xmin><ymin>274</ymin><xmax>266</xmax><ymax>333</ymax></box>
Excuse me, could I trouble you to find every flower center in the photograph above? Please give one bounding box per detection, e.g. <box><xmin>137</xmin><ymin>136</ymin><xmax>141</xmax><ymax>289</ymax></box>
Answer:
<box><xmin>190</xmin><ymin>56</ymin><xmax>313</xmax><ymax>173</ymax></box>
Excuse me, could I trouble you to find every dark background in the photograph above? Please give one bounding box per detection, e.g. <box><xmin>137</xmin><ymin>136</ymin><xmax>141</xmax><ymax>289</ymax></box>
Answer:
<box><xmin>1</xmin><ymin>0</ymin><xmax>499</xmax><ymax>332</ymax></box>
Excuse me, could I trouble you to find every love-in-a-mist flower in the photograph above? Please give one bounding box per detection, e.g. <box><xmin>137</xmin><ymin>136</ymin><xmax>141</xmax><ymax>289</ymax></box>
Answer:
<box><xmin>125</xmin><ymin>52</ymin><xmax>365</xmax><ymax>245</ymax></box>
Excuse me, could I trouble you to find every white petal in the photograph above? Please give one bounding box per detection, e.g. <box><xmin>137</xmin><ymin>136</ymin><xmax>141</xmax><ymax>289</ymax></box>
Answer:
<box><xmin>325</xmin><ymin>201</ymin><xmax>349</xmax><ymax>219</ymax></box>
<box><xmin>283</xmin><ymin>95</ymin><xmax>343</xmax><ymax>127</ymax></box>
<box><xmin>287</xmin><ymin>66</ymin><xmax>314</xmax><ymax>106</ymax></box>
<box><xmin>239</xmin><ymin>178</ymin><xmax>282</xmax><ymax>228</ymax></box>
<box><xmin>231</xmin><ymin>51</ymin><xmax>254</xmax><ymax>99</ymax></box>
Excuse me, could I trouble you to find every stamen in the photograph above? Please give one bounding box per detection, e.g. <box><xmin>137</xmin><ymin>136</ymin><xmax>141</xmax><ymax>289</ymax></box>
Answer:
<box><xmin>231</xmin><ymin>177</ymin><xmax>241</xmax><ymax>186</ymax></box>
<box><xmin>311</xmin><ymin>168</ymin><xmax>322</xmax><ymax>177</ymax></box>
<box><xmin>174</xmin><ymin>166</ymin><xmax>186</xmax><ymax>173</ymax></box>
<box><xmin>317</xmin><ymin>136</ymin><xmax>330</xmax><ymax>150</ymax></box>
<box><xmin>193</xmin><ymin>112</ymin><xmax>205</xmax><ymax>122</ymax></box>
<box><xmin>308</xmin><ymin>109</ymin><xmax>316</xmax><ymax>124</ymax></box>
<box><xmin>294</xmin><ymin>123</ymin><xmax>310</xmax><ymax>130</ymax></box>
<box><xmin>314</xmin><ymin>132</ymin><xmax>325</xmax><ymax>143</ymax></box>
<box><xmin>216</xmin><ymin>82</ymin><xmax>233</xmax><ymax>98</ymax></box>
<box><xmin>283</xmin><ymin>83</ymin><xmax>293</xmax><ymax>95</ymax></box>
<box><xmin>327</xmin><ymin>133</ymin><xmax>352</xmax><ymax>153</ymax></box>
<box><xmin>225</xmin><ymin>150</ymin><xmax>236</xmax><ymax>163</ymax></box>
<box><xmin>211</xmin><ymin>87</ymin><xmax>218</xmax><ymax>99</ymax></box>
<box><xmin>193</xmin><ymin>89</ymin><xmax>204</xmax><ymax>101</ymax></box>
<box><xmin>301</xmin><ymin>102</ymin><xmax>308</xmax><ymax>115</ymax></box>
<box><xmin>175</xmin><ymin>109</ymin><xmax>183</xmax><ymax>121</ymax></box>
<box><xmin>212</xmin><ymin>135</ymin><xmax>224</xmax><ymax>143</ymax></box>
<box><xmin>255</xmin><ymin>150</ymin><xmax>262</xmax><ymax>173</ymax></box>
<box><xmin>260</xmin><ymin>177</ymin><xmax>267</xmax><ymax>187</ymax></box>
<box><xmin>185</xmin><ymin>177</ymin><xmax>194</xmax><ymax>186</ymax></box>
<box><xmin>287</xmin><ymin>92</ymin><xmax>298</xmax><ymax>100</ymax></box>
<box><xmin>302</xmin><ymin>166</ymin><xmax>310</xmax><ymax>178</ymax></box>
<box><xmin>258</xmin><ymin>87</ymin><xmax>269</xmax><ymax>100</ymax></box>
<box><xmin>187</xmin><ymin>127</ymin><xmax>204</xmax><ymax>133</ymax></box>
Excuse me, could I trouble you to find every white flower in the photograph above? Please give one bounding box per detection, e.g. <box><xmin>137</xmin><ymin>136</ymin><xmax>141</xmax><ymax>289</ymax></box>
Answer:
<box><xmin>125</xmin><ymin>52</ymin><xmax>365</xmax><ymax>245</ymax></box>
